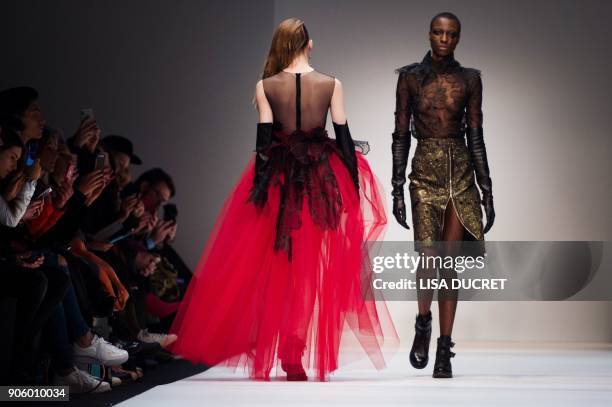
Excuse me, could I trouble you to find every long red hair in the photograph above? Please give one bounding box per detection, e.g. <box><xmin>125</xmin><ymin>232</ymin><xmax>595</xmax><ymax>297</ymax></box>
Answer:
<box><xmin>262</xmin><ymin>18</ymin><xmax>310</xmax><ymax>79</ymax></box>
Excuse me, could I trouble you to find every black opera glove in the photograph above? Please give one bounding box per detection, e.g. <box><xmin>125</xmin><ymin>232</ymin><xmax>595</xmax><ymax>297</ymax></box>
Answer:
<box><xmin>391</xmin><ymin>131</ymin><xmax>411</xmax><ymax>230</ymax></box>
<box><xmin>466</xmin><ymin>127</ymin><xmax>495</xmax><ymax>234</ymax></box>
<box><xmin>248</xmin><ymin>122</ymin><xmax>273</xmax><ymax>208</ymax></box>
<box><xmin>333</xmin><ymin>121</ymin><xmax>360</xmax><ymax>193</ymax></box>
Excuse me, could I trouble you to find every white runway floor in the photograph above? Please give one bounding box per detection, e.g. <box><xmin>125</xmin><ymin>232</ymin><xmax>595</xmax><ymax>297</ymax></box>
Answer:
<box><xmin>118</xmin><ymin>344</ymin><xmax>612</xmax><ymax>407</ymax></box>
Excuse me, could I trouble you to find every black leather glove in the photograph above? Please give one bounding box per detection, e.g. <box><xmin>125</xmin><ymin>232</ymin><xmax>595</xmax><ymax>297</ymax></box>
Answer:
<box><xmin>333</xmin><ymin>121</ymin><xmax>359</xmax><ymax>193</ymax></box>
<box><xmin>466</xmin><ymin>127</ymin><xmax>494</xmax><ymax>233</ymax></box>
<box><xmin>248</xmin><ymin>122</ymin><xmax>273</xmax><ymax>208</ymax></box>
<box><xmin>391</xmin><ymin>131</ymin><xmax>411</xmax><ymax>229</ymax></box>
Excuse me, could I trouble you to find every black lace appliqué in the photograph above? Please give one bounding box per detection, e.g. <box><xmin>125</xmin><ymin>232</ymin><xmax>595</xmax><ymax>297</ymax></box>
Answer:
<box><xmin>248</xmin><ymin>127</ymin><xmax>345</xmax><ymax>261</ymax></box>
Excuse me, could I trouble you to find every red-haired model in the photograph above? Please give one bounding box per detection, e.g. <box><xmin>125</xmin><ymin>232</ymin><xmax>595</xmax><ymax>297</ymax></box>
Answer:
<box><xmin>168</xmin><ymin>18</ymin><xmax>398</xmax><ymax>382</ymax></box>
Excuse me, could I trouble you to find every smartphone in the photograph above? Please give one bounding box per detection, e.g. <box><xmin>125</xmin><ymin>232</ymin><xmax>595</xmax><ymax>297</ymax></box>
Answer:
<box><xmin>95</xmin><ymin>153</ymin><xmax>106</xmax><ymax>170</ymax></box>
<box><xmin>35</xmin><ymin>186</ymin><xmax>53</xmax><ymax>200</ymax></box>
<box><xmin>109</xmin><ymin>228</ymin><xmax>135</xmax><ymax>244</ymax></box>
<box><xmin>80</xmin><ymin>108</ymin><xmax>95</xmax><ymax>122</ymax></box>
<box><xmin>25</xmin><ymin>141</ymin><xmax>38</xmax><ymax>167</ymax></box>
<box><xmin>163</xmin><ymin>203</ymin><xmax>178</xmax><ymax>223</ymax></box>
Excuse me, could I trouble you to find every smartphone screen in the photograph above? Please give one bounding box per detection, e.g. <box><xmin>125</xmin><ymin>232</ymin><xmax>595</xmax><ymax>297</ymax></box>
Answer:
<box><xmin>95</xmin><ymin>153</ymin><xmax>106</xmax><ymax>170</ymax></box>
<box><xmin>35</xmin><ymin>186</ymin><xmax>53</xmax><ymax>200</ymax></box>
<box><xmin>25</xmin><ymin>141</ymin><xmax>38</xmax><ymax>167</ymax></box>
<box><xmin>80</xmin><ymin>108</ymin><xmax>94</xmax><ymax>122</ymax></box>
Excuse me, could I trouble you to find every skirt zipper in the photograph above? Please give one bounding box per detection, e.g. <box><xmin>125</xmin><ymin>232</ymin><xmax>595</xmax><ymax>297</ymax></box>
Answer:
<box><xmin>444</xmin><ymin>143</ymin><xmax>479</xmax><ymax>240</ymax></box>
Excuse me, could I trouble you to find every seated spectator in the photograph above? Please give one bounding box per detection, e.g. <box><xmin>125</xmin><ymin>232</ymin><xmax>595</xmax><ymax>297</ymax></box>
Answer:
<box><xmin>0</xmin><ymin>127</ymin><xmax>39</xmax><ymax>227</ymax></box>
<box><xmin>82</xmin><ymin>134</ymin><xmax>143</xmax><ymax>238</ymax></box>
<box><xmin>1</xmin><ymin>83</ymin><xmax>190</xmax><ymax>393</ymax></box>
<box><xmin>26</xmin><ymin>141</ymin><xmax>78</xmax><ymax>239</ymax></box>
<box><xmin>0</xmin><ymin>89</ymin><xmax>127</xmax><ymax>392</ymax></box>
<box><xmin>0</xmin><ymin>86</ymin><xmax>45</xmax><ymax>148</ymax></box>
<box><xmin>43</xmin><ymin>252</ymin><xmax>128</xmax><ymax>394</ymax></box>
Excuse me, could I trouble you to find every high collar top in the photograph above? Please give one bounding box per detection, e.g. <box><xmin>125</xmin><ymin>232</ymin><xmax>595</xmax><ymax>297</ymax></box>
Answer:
<box><xmin>420</xmin><ymin>50</ymin><xmax>461</xmax><ymax>75</ymax></box>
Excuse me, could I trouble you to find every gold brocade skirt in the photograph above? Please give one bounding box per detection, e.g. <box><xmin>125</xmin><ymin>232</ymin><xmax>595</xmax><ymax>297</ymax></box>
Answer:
<box><xmin>408</xmin><ymin>137</ymin><xmax>485</xmax><ymax>254</ymax></box>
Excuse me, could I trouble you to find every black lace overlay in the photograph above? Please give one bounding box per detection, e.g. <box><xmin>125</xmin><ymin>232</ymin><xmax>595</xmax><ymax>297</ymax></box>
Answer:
<box><xmin>249</xmin><ymin>69</ymin><xmax>371</xmax><ymax>260</ymax></box>
<box><xmin>394</xmin><ymin>51</ymin><xmax>482</xmax><ymax>139</ymax></box>
<box><xmin>248</xmin><ymin>126</ymin><xmax>347</xmax><ymax>260</ymax></box>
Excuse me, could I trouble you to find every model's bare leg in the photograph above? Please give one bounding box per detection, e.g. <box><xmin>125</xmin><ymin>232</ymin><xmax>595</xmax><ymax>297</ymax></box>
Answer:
<box><xmin>429</xmin><ymin>198</ymin><xmax>465</xmax><ymax>378</ymax></box>
<box><xmin>439</xmin><ymin>199</ymin><xmax>465</xmax><ymax>337</ymax></box>
<box><xmin>411</xmin><ymin>241</ymin><xmax>437</xmax><ymax>369</ymax></box>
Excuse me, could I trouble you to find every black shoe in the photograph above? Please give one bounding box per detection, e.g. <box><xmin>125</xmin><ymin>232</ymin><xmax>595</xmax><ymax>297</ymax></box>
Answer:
<box><xmin>409</xmin><ymin>311</ymin><xmax>432</xmax><ymax>369</ymax></box>
<box><xmin>432</xmin><ymin>335</ymin><xmax>456</xmax><ymax>378</ymax></box>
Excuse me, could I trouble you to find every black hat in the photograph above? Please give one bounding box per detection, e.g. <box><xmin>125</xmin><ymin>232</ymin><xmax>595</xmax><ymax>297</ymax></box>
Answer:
<box><xmin>102</xmin><ymin>135</ymin><xmax>142</xmax><ymax>165</ymax></box>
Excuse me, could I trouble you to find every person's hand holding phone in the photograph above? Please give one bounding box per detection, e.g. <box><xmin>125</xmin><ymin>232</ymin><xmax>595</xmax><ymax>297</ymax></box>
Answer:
<box><xmin>84</xmin><ymin>167</ymin><xmax>113</xmax><ymax>206</ymax></box>
<box><xmin>134</xmin><ymin>210</ymin><xmax>157</xmax><ymax>235</ymax></box>
<box><xmin>77</xmin><ymin>169</ymin><xmax>105</xmax><ymax>196</ymax></box>
<box><xmin>73</xmin><ymin>116</ymin><xmax>97</xmax><ymax>147</ymax></box>
<box><xmin>150</xmin><ymin>219</ymin><xmax>175</xmax><ymax>246</ymax></box>
<box><xmin>165</xmin><ymin>221</ymin><xmax>178</xmax><ymax>243</ymax></box>
<box><xmin>146</xmin><ymin>211</ymin><xmax>159</xmax><ymax>234</ymax></box>
<box><xmin>133</xmin><ymin>211</ymin><xmax>149</xmax><ymax>235</ymax></box>
<box><xmin>63</xmin><ymin>160</ymin><xmax>78</xmax><ymax>183</ymax></box>
<box><xmin>22</xmin><ymin>198</ymin><xmax>45</xmax><ymax>221</ymax></box>
<box><xmin>118</xmin><ymin>194</ymin><xmax>139</xmax><ymax>223</ymax></box>
<box><xmin>52</xmin><ymin>178</ymin><xmax>74</xmax><ymax>210</ymax></box>
<box><xmin>74</xmin><ymin>116</ymin><xmax>101</xmax><ymax>153</ymax></box>
<box><xmin>134</xmin><ymin>251</ymin><xmax>160</xmax><ymax>277</ymax></box>
<box><xmin>15</xmin><ymin>252</ymin><xmax>45</xmax><ymax>269</ymax></box>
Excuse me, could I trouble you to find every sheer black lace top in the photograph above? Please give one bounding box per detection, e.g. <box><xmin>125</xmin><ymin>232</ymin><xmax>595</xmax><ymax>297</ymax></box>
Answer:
<box><xmin>263</xmin><ymin>70</ymin><xmax>335</xmax><ymax>133</ymax></box>
<box><xmin>259</xmin><ymin>70</ymin><xmax>344</xmax><ymax>259</ymax></box>
<box><xmin>394</xmin><ymin>51</ymin><xmax>483</xmax><ymax>139</ymax></box>
<box><xmin>263</xmin><ymin>70</ymin><xmax>370</xmax><ymax>153</ymax></box>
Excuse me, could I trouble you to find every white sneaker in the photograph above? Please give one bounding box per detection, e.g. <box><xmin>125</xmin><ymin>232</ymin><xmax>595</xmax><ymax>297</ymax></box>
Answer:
<box><xmin>73</xmin><ymin>333</ymin><xmax>129</xmax><ymax>366</ymax></box>
<box><xmin>110</xmin><ymin>375</ymin><xmax>122</xmax><ymax>386</ymax></box>
<box><xmin>137</xmin><ymin>328</ymin><xmax>178</xmax><ymax>348</ymax></box>
<box><xmin>53</xmin><ymin>366</ymin><xmax>111</xmax><ymax>394</ymax></box>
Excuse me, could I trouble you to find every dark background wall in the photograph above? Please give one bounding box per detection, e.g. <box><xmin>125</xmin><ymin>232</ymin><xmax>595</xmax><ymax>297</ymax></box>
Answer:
<box><xmin>1</xmin><ymin>0</ymin><xmax>274</xmax><ymax>273</ymax></box>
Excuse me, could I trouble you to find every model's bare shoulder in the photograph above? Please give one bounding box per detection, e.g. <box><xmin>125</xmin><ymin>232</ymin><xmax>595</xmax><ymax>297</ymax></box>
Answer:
<box><xmin>310</xmin><ymin>70</ymin><xmax>337</xmax><ymax>98</ymax></box>
<box><xmin>330</xmin><ymin>76</ymin><xmax>343</xmax><ymax>101</ymax></box>
<box><xmin>255</xmin><ymin>79</ymin><xmax>267</xmax><ymax>98</ymax></box>
<box><xmin>312</xmin><ymin>69</ymin><xmax>336</xmax><ymax>85</ymax></box>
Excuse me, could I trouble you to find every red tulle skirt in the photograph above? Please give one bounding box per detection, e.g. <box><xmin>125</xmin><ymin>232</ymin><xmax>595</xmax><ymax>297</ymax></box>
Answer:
<box><xmin>167</xmin><ymin>151</ymin><xmax>399</xmax><ymax>381</ymax></box>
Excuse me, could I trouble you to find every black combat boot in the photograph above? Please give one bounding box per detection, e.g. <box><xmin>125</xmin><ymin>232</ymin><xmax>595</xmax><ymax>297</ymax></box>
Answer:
<box><xmin>432</xmin><ymin>335</ymin><xmax>456</xmax><ymax>378</ymax></box>
<box><xmin>409</xmin><ymin>311</ymin><xmax>432</xmax><ymax>369</ymax></box>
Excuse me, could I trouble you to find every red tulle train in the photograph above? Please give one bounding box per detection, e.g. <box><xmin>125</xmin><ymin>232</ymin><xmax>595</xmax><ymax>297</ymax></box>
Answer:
<box><xmin>167</xmin><ymin>151</ymin><xmax>399</xmax><ymax>381</ymax></box>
